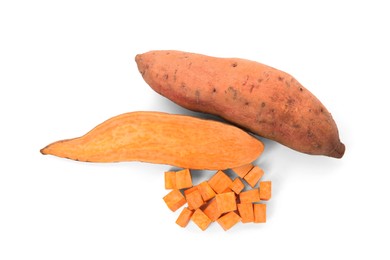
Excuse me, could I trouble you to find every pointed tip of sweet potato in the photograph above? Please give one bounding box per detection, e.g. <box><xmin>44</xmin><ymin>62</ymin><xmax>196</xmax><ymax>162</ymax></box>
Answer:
<box><xmin>328</xmin><ymin>142</ymin><xmax>345</xmax><ymax>159</ymax></box>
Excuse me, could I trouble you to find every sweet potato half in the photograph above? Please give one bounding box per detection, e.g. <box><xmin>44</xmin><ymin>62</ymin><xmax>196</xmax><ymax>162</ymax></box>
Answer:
<box><xmin>136</xmin><ymin>50</ymin><xmax>345</xmax><ymax>158</ymax></box>
<box><xmin>40</xmin><ymin>112</ymin><xmax>264</xmax><ymax>170</ymax></box>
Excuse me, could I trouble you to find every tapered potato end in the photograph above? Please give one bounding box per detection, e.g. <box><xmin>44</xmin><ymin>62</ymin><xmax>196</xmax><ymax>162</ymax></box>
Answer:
<box><xmin>328</xmin><ymin>142</ymin><xmax>345</xmax><ymax>159</ymax></box>
<box><xmin>40</xmin><ymin>139</ymin><xmax>80</xmax><ymax>160</ymax></box>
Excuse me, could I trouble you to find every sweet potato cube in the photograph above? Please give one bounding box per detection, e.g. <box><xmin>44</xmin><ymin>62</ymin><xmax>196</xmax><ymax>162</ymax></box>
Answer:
<box><xmin>203</xmin><ymin>198</ymin><xmax>222</xmax><ymax>221</ymax></box>
<box><xmin>237</xmin><ymin>203</ymin><xmax>254</xmax><ymax>223</ymax></box>
<box><xmin>217</xmin><ymin>211</ymin><xmax>241</xmax><ymax>231</ymax></box>
<box><xmin>185</xmin><ymin>188</ymin><xmax>204</xmax><ymax>210</ymax></box>
<box><xmin>239</xmin><ymin>189</ymin><xmax>260</xmax><ymax>203</ymax></box>
<box><xmin>164</xmin><ymin>171</ymin><xmax>176</xmax><ymax>189</ymax></box>
<box><xmin>184</xmin><ymin>186</ymin><xmax>198</xmax><ymax>196</ymax></box>
<box><xmin>163</xmin><ymin>189</ymin><xmax>186</xmax><ymax>212</ymax></box>
<box><xmin>222</xmin><ymin>187</ymin><xmax>233</xmax><ymax>193</ymax></box>
<box><xmin>176</xmin><ymin>169</ymin><xmax>192</xmax><ymax>189</ymax></box>
<box><xmin>176</xmin><ymin>207</ymin><xmax>194</xmax><ymax>228</ymax></box>
<box><xmin>216</xmin><ymin>192</ymin><xmax>237</xmax><ymax>213</ymax></box>
<box><xmin>232</xmin><ymin>164</ymin><xmax>254</xmax><ymax>178</ymax></box>
<box><xmin>191</xmin><ymin>209</ymin><xmax>212</xmax><ymax>231</ymax></box>
<box><xmin>197</xmin><ymin>181</ymin><xmax>216</xmax><ymax>201</ymax></box>
<box><xmin>244</xmin><ymin>166</ymin><xmax>264</xmax><ymax>188</ymax></box>
<box><xmin>259</xmin><ymin>181</ymin><xmax>272</xmax><ymax>200</ymax></box>
<box><xmin>254</xmin><ymin>203</ymin><xmax>266</xmax><ymax>223</ymax></box>
<box><xmin>208</xmin><ymin>170</ymin><xmax>233</xmax><ymax>194</ymax></box>
<box><xmin>230</xmin><ymin>178</ymin><xmax>245</xmax><ymax>194</ymax></box>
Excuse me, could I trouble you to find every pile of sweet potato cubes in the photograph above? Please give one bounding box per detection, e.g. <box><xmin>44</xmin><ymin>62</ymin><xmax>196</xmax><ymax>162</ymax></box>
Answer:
<box><xmin>163</xmin><ymin>164</ymin><xmax>271</xmax><ymax>231</ymax></box>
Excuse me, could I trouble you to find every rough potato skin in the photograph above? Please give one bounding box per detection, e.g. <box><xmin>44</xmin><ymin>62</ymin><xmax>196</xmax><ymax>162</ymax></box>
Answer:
<box><xmin>135</xmin><ymin>50</ymin><xmax>345</xmax><ymax>158</ymax></box>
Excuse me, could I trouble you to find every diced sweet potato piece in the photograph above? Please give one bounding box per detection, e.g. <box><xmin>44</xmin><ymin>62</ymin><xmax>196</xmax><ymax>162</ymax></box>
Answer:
<box><xmin>184</xmin><ymin>186</ymin><xmax>198</xmax><ymax>196</ymax></box>
<box><xmin>197</xmin><ymin>181</ymin><xmax>216</xmax><ymax>201</ymax></box>
<box><xmin>208</xmin><ymin>170</ymin><xmax>233</xmax><ymax>194</ymax></box>
<box><xmin>185</xmin><ymin>188</ymin><xmax>204</xmax><ymax>210</ymax></box>
<box><xmin>163</xmin><ymin>189</ymin><xmax>186</xmax><ymax>212</ymax></box>
<box><xmin>216</xmin><ymin>192</ymin><xmax>237</xmax><ymax>213</ymax></box>
<box><xmin>244</xmin><ymin>166</ymin><xmax>264</xmax><ymax>188</ymax></box>
<box><xmin>176</xmin><ymin>169</ymin><xmax>192</xmax><ymax>189</ymax></box>
<box><xmin>237</xmin><ymin>203</ymin><xmax>254</xmax><ymax>223</ymax></box>
<box><xmin>203</xmin><ymin>198</ymin><xmax>222</xmax><ymax>221</ymax></box>
<box><xmin>259</xmin><ymin>181</ymin><xmax>272</xmax><ymax>200</ymax></box>
<box><xmin>254</xmin><ymin>203</ymin><xmax>266</xmax><ymax>223</ymax></box>
<box><xmin>176</xmin><ymin>207</ymin><xmax>194</xmax><ymax>228</ymax></box>
<box><xmin>164</xmin><ymin>171</ymin><xmax>176</xmax><ymax>189</ymax></box>
<box><xmin>222</xmin><ymin>187</ymin><xmax>233</xmax><ymax>193</ymax></box>
<box><xmin>239</xmin><ymin>189</ymin><xmax>260</xmax><ymax>203</ymax></box>
<box><xmin>232</xmin><ymin>164</ymin><xmax>254</xmax><ymax>178</ymax></box>
<box><xmin>217</xmin><ymin>211</ymin><xmax>241</xmax><ymax>231</ymax></box>
<box><xmin>230</xmin><ymin>178</ymin><xmax>245</xmax><ymax>194</ymax></box>
<box><xmin>191</xmin><ymin>209</ymin><xmax>212</xmax><ymax>231</ymax></box>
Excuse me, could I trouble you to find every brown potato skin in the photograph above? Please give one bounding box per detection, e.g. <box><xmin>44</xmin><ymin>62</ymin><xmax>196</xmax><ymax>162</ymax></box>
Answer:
<box><xmin>136</xmin><ymin>50</ymin><xmax>345</xmax><ymax>158</ymax></box>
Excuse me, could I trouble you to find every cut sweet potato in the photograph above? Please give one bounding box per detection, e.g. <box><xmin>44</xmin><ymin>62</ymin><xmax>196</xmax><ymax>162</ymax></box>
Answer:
<box><xmin>185</xmin><ymin>188</ymin><xmax>204</xmax><ymax>210</ymax></box>
<box><xmin>217</xmin><ymin>211</ymin><xmax>241</xmax><ymax>231</ymax></box>
<box><xmin>239</xmin><ymin>189</ymin><xmax>260</xmax><ymax>203</ymax></box>
<box><xmin>176</xmin><ymin>207</ymin><xmax>194</xmax><ymax>228</ymax></box>
<box><xmin>237</xmin><ymin>203</ymin><xmax>254</xmax><ymax>223</ymax></box>
<box><xmin>203</xmin><ymin>198</ymin><xmax>222</xmax><ymax>221</ymax></box>
<box><xmin>208</xmin><ymin>170</ymin><xmax>233</xmax><ymax>194</ymax></box>
<box><xmin>176</xmin><ymin>168</ymin><xmax>192</xmax><ymax>189</ymax></box>
<box><xmin>230</xmin><ymin>177</ymin><xmax>245</xmax><ymax>194</ymax></box>
<box><xmin>244</xmin><ymin>166</ymin><xmax>264</xmax><ymax>188</ymax></box>
<box><xmin>184</xmin><ymin>186</ymin><xmax>198</xmax><ymax>196</ymax></box>
<box><xmin>163</xmin><ymin>189</ymin><xmax>186</xmax><ymax>212</ymax></box>
<box><xmin>215</xmin><ymin>192</ymin><xmax>237</xmax><ymax>213</ymax></box>
<box><xmin>254</xmin><ymin>203</ymin><xmax>266</xmax><ymax>223</ymax></box>
<box><xmin>232</xmin><ymin>164</ymin><xmax>254</xmax><ymax>178</ymax></box>
<box><xmin>191</xmin><ymin>209</ymin><xmax>212</xmax><ymax>231</ymax></box>
<box><xmin>40</xmin><ymin>112</ymin><xmax>264</xmax><ymax>170</ymax></box>
<box><xmin>259</xmin><ymin>181</ymin><xmax>272</xmax><ymax>201</ymax></box>
<box><xmin>164</xmin><ymin>171</ymin><xmax>176</xmax><ymax>189</ymax></box>
<box><xmin>197</xmin><ymin>181</ymin><xmax>216</xmax><ymax>201</ymax></box>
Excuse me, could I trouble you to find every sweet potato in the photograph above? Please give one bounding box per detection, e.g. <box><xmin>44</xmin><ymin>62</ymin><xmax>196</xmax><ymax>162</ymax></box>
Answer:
<box><xmin>176</xmin><ymin>207</ymin><xmax>194</xmax><ymax>228</ymax></box>
<box><xmin>217</xmin><ymin>211</ymin><xmax>241</xmax><ymax>231</ymax></box>
<box><xmin>136</xmin><ymin>50</ymin><xmax>345</xmax><ymax>158</ymax></box>
<box><xmin>191</xmin><ymin>209</ymin><xmax>212</xmax><ymax>231</ymax></box>
<box><xmin>40</xmin><ymin>112</ymin><xmax>264</xmax><ymax>170</ymax></box>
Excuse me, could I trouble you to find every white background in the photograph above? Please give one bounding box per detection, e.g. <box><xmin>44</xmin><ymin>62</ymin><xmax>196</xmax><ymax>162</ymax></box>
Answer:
<box><xmin>1</xmin><ymin>0</ymin><xmax>389</xmax><ymax>259</ymax></box>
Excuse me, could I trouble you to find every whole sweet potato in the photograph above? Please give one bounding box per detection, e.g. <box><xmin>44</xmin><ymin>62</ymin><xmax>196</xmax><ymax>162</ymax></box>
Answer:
<box><xmin>135</xmin><ymin>50</ymin><xmax>345</xmax><ymax>158</ymax></box>
<box><xmin>40</xmin><ymin>111</ymin><xmax>264</xmax><ymax>170</ymax></box>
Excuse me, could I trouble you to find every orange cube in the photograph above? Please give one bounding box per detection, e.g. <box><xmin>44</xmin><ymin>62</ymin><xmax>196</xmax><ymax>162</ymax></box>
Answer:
<box><xmin>176</xmin><ymin>207</ymin><xmax>194</xmax><ymax>228</ymax></box>
<box><xmin>163</xmin><ymin>189</ymin><xmax>186</xmax><ymax>212</ymax></box>
<box><xmin>239</xmin><ymin>189</ymin><xmax>260</xmax><ymax>203</ymax></box>
<box><xmin>244</xmin><ymin>166</ymin><xmax>264</xmax><ymax>188</ymax></box>
<box><xmin>197</xmin><ymin>181</ymin><xmax>216</xmax><ymax>201</ymax></box>
<box><xmin>215</xmin><ymin>192</ymin><xmax>237</xmax><ymax>213</ymax></box>
<box><xmin>164</xmin><ymin>171</ymin><xmax>176</xmax><ymax>189</ymax></box>
<box><xmin>259</xmin><ymin>181</ymin><xmax>272</xmax><ymax>200</ymax></box>
<box><xmin>184</xmin><ymin>186</ymin><xmax>198</xmax><ymax>196</ymax></box>
<box><xmin>230</xmin><ymin>178</ymin><xmax>245</xmax><ymax>194</ymax></box>
<box><xmin>191</xmin><ymin>209</ymin><xmax>212</xmax><ymax>231</ymax></box>
<box><xmin>208</xmin><ymin>170</ymin><xmax>233</xmax><ymax>194</ymax></box>
<box><xmin>203</xmin><ymin>198</ymin><xmax>222</xmax><ymax>221</ymax></box>
<box><xmin>237</xmin><ymin>203</ymin><xmax>254</xmax><ymax>223</ymax></box>
<box><xmin>217</xmin><ymin>211</ymin><xmax>241</xmax><ymax>231</ymax></box>
<box><xmin>176</xmin><ymin>169</ymin><xmax>192</xmax><ymax>189</ymax></box>
<box><xmin>232</xmin><ymin>164</ymin><xmax>254</xmax><ymax>178</ymax></box>
<box><xmin>185</xmin><ymin>188</ymin><xmax>204</xmax><ymax>210</ymax></box>
<box><xmin>254</xmin><ymin>203</ymin><xmax>266</xmax><ymax>223</ymax></box>
<box><xmin>222</xmin><ymin>187</ymin><xmax>233</xmax><ymax>193</ymax></box>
